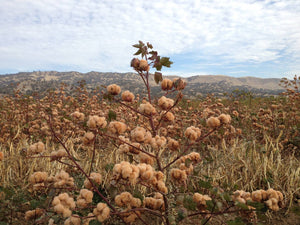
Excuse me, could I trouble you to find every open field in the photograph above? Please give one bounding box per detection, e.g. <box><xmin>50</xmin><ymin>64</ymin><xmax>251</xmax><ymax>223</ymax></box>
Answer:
<box><xmin>0</xmin><ymin>42</ymin><xmax>299</xmax><ymax>224</ymax></box>
<box><xmin>0</xmin><ymin>74</ymin><xmax>299</xmax><ymax>225</ymax></box>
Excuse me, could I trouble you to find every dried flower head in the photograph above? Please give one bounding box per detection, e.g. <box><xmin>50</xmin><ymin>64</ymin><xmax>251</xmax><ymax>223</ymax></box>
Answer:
<box><xmin>70</xmin><ymin>111</ymin><xmax>85</xmax><ymax>122</ymax></box>
<box><xmin>64</xmin><ymin>215</ymin><xmax>81</xmax><ymax>225</ymax></box>
<box><xmin>52</xmin><ymin>193</ymin><xmax>76</xmax><ymax>218</ymax></box>
<box><xmin>131</xmin><ymin>126</ymin><xmax>152</xmax><ymax>143</ymax></box>
<box><xmin>139</xmin><ymin>59</ymin><xmax>150</xmax><ymax>71</ymax></box>
<box><xmin>28</xmin><ymin>141</ymin><xmax>45</xmax><ymax>155</ymax></box>
<box><xmin>130</xmin><ymin>58</ymin><xmax>140</xmax><ymax>69</ymax></box>
<box><xmin>163</xmin><ymin>111</ymin><xmax>175</xmax><ymax>121</ymax></box>
<box><xmin>173</xmin><ymin>78</ymin><xmax>186</xmax><ymax>90</ymax></box>
<box><xmin>138</xmin><ymin>102</ymin><xmax>156</xmax><ymax>115</ymax></box>
<box><xmin>107</xmin><ymin>84</ymin><xmax>121</xmax><ymax>95</ymax></box>
<box><xmin>161</xmin><ymin>79</ymin><xmax>173</xmax><ymax>91</ymax></box>
<box><xmin>184</xmin><ymin>126</ymin><xmax>201</xmax><ymax>142</ymax></box>
<box><xmin>121</xmin><ymin>90</ymin><xmax>135</xmax><ymax>102</ymax></box>
<box><xmin>76</xmin><ymin>189</ymin><xmax>93</xmax><ymax>207</ymax></box>
<box><xmin>206</xmin><ymin>117</ymin><xmax>221</xmax><ymax>128</ymax></box>
<box><xmin>82</xmin><ymin>132</ymin><xmax>95</xmax><ymax>145</ymax></box>
<box><xmin>93</xmin><ymin>203</ymin><xmax>110</xmax><ymax>222</ymax></box>
<box><xmin>158</xmin><ymin>96</ymin><xmax>174</xmax><ymax>110</ymax></box>
<box><xmin>87</xmin><ymin>115</ymin><xmax>107</xmax><ymax>129</ymax></box>
<box><xmin>107</xmin><ymin>121</ymin><xmax>127</xmax><ymax>135</ymax></box>
<box><xmin>25</xmin><ymin>208</ymin><xmax>44</xmax><ymax>221</ymax></box>
<box><xmin>84</xmin><ymin>172</ymin><xmax>102</xmax><ymax>189</ymax></box>
<box><xmin>218</xmin><ymin>114</ymin><xmax>231</xmax><ymax>124</ymax></box>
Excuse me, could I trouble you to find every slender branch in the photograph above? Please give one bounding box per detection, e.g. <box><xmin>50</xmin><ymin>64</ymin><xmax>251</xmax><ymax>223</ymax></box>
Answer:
<box><xmin>116</xmin><ymin>100</ymin><xmax>150</xmax><ymax>118</ymax></box>
<box><xmin>133</xmin><ymin>211</ymin><xmax>149</xmax><ymax>225</ymax></box>
<box><xmin>48</xmin><ymin>116</ymin><xmax>117</xmax><ymax>212</ymax></box>
<box><xmin>187</xmin><ymin>208</ymin><xmax>254</xmax><ymax>217</ymax></box>
<box><xmin>89</xmin><ymin>131</ymin><xmax>97</xmax><ymax>176</ymax></box>
<box><xmin>111</xmin><ymin>207</ymin><xmax>162</xmax><ymax>218</ymax></box>
<box><xmin>137</xmin><ymin>71</ymin><xmax>148</xmax><ymax>88</ymax></box>
<box><xmin>57</xmin><ymin>159</ymin><xmax>77</xmax><ymax>168</ymax></box>
<box><xmin>99</xmin><ymin>132</ymin><xmax>156</xmax><ymax>158</ymax></box>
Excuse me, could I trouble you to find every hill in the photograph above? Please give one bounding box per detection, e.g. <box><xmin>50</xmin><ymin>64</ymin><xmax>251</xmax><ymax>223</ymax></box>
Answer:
<box><xmin>0</xmin><ymin>71</ymin><xmax>285</xmax><ymax>98</ymax></box>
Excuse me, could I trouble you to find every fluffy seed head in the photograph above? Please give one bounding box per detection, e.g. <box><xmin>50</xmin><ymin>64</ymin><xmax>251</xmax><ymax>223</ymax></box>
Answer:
<box><xmin>206</xmin><ymin>117</ymin><xmax>221</xmax><ymax>128</ymax></box>
<box><xmin>121</xmin><ymin>90</ymin><xmax>135</xmax><ymax>102</ymax></box>
<box><xmin>139</xmin><ymin>59</ymin><xmax>150</xmax><ymax>71</ymax></box>
<box><xmin>107</xmin><ymin>84</ymin><xmax>121</xmax><ymax>95</ymax></box>
<box><xmin>158</xmin><ymin>96</ymin><xmax>174</xmax><ymax>110</ymax></box>
<box><xmin>218</xmin><ymin>114</ymin><xmax>231</xmax><ymax>124</ymax></box>
<box><xmin>184</xmin><ymin>126</ymin><xmax>201</xmax><ymax>142</ymax></box>
<box><xmin>107</xmin><ymin>121</ymin><xmax>127</xmax><ymax>135</ymax></box>
<box><xmin>130</xmin><ymin>58</ymin><xmax>140</xmax><ymax>68</ymax></box>
<box><xmin>161</xmin><ymin>79</ymin><xmax>173</xmax><ymax>90</ymax></box>
<box><xmin>138</xmin><ymin>102</ymin><xmax>156</xmax><ymax>115</ymax></box>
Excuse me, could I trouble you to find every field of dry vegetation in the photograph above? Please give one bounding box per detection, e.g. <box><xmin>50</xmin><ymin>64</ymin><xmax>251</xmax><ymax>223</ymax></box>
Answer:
<box><xmin>0</xmin><ymin>42</ymin><xmax>299</xmax><ymax>225</ymax></box>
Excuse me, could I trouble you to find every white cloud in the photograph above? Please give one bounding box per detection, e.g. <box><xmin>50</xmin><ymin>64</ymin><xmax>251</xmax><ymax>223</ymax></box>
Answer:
<box><xmin>0</xmin><ymin>0</ymin><xmax>299</xmax><ymax>77</ymax></box>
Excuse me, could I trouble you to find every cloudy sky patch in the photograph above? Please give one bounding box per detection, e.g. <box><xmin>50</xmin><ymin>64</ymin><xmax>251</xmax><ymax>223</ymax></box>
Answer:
<box><xmin>0</xmin><ymin>0</ymin><xmax>299</xmax><ymax>78</ymax></box>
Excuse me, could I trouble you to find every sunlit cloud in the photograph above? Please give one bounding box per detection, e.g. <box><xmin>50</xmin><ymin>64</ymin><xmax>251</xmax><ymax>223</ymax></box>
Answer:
<box><xmin>0</xmin><ymin>0</ymin><xmax>299</xmax><ymax>77</ymax></box>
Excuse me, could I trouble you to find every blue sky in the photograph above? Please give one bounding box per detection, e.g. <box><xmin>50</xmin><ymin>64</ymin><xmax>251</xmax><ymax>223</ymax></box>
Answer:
<box><xmin>0</xmin><ymin>0</ymin><xmax>299</xmax><ymax>78</ymax></box>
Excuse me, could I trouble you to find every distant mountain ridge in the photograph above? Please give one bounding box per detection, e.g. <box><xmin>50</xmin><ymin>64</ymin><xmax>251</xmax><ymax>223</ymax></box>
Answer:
<box><xmin>0</xmin><ymin>71</ymin><xmax>285</xmax><ymax>97</ymax></box>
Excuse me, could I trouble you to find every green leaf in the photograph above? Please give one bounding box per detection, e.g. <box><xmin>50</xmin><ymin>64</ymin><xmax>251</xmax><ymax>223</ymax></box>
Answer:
<box><xmin>160</xmin><ymin>57</ymin><xmax>173</xmax><ymax>68</ymax></box>
<box><xmin>108</xmin><ymin>110</ymin><xmax>116</xmax><ymax>122</ymax></box>
<box><xmin>226</xmin><ymin>217</ymin><xmax>246</xmax><ymax>225</ymax></box>
<box><xmin>176</xmin><ymin>208</ymin><xmax>187</xmax><ymax>222</ymax></box>
<box><xmin>30</xmin><ymin>199</ymin><xmax>43</xmax><ymax>208</ymax></box>
<box><xmin>222</xmin><ymin>192</ymin><xmax>232</xmax><ymax>202</ymax></box>
<box><xmin>93</xmin><ymin>186</ymin><xmax>108</xmax><ymax>204</ymax></box>
<box><xmin>134</xmin><ymin>49</ymin><xmax>142</xmax><ymax>55</ymax></box>
<box><xmin>147</xmin><ymin>42</ymin><xmax>153</xmax><ymax>49</ymax></box>
<box><xmin>105</xmin><ymin>163</ymin><xmax>114</xmax><ymax>172</ymax></box>
<box><xmin>183</xmin><ymin>195</ymin><xmax>197</xmax><ymax>211</ymax></box>
<box><xmin>248</xmin><ymin>201</ymin><xmax>268</xmax><ymax>212</ymax></box>
<box><xmin>198</xmin><ymin>179</ymin><xmax>212</xmax><ymax>189</ymax></box>
<box><xmin>132</xmin><ymin>44</ymin><xmax>141</xmax><ymax>48</ymax></box>
<box><xmin>154</xmin><ymin>72</ymin><xmax>163</xmax><ymax>84</ymax></box>
<box><xmin>133</xmin><ymin>189</ymin><xmax>144</xmax><ymax>201</ymax></box>
<box><xmin>155</xmin><ymin>62</ymin><xmax>163</xmax><ymax>71</ymax></box>
<box><xmin>235</xmin><ymin>202</ymin><xmax>249</xmax><ymax>210</ymax></box>
<box><xmin>206</xmin><ymin>200</ymin><xmax>214</xmax><ymax>211</ymax></box>
<box><xmin>89</xmin><ymin>220</ymin><xmax>102</xmax><ymax>225</ymax></box>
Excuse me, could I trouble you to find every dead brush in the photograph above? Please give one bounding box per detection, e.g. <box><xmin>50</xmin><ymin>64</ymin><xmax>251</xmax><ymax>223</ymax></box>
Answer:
<box><xmin>0</xmin><ymin>42</ymin><xmax>298</xmax><ymax>225</ymax></box>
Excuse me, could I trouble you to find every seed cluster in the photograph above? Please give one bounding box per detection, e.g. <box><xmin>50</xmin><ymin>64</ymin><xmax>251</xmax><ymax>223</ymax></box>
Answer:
<box><xmin>233</xmin><ymin>188</ymin><xmax>284</xmax><ymax>211</ymax></box>
<box><xmin>144</xmin><ymin>192</ymin><xmax>165</xmax><ymax>210</ymax></box>
<box><xmin>115</xmin><ymin>192</ymin><xmax>142</xmax><ymax>223</ymax></box>
<box><xmin>53</xmin><ymin>170</ymin><xmax>75</xmax><ymax>188</ymax></box>
<box><xmin>93</xmin><ymin>203</ymin><xmax>110</xmax><ymax>222</ymax></box>
<box><xmin>158</xmin><ymin>96</ymin><xmax>174</xmax><ymax>110</ymax></box>
<box><xmin>107</xmin><ymin>84</ymin><xmax>121</xmax><ymax>95</ymax></box>
<box><xmin>76</xmin><ymin>189</ymin><xmax>93</xmax><ymax>207</ymax></box>
<box><xmin>25</xmin><ymin>208</ymin><xmax>44</xmax><ymax>221</ymax></box>
<box><xmin>193</xmin><ymin>193</ymin><xmax>212</xmax><ymax>210</ymax></box>
<box><xmin>113</xmin><ymin>162</ymin><xmax>168</xmax><ymax>193</ymax></box>
<box><xmin>52</xmin><ymin>193</ymin><xmax>76</xmax><ymax>217</ymax></box>
<box><xmin>184</xmin><ymin>126</ymin><xmax>201</xmax><ymax>142</ymax></box>
<box><xmin>28</xmin><ymin>141</ymin><xmax>45</xmax><ymax>155</ymax></box>
<box><xmin>138</xmin><ymin>102</ymin><xmax>156</xmax><ymax>115</ymax></box>
<box><xmin>84</xmin><ymin>172</ymin><xmax>102</xmax><ymax>189</ymax></box>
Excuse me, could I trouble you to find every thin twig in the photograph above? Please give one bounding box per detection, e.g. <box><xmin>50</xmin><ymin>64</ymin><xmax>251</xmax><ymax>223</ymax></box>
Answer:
<box><xmin>100</xmin><ymin>132</ymin><xmax>156</xmax><ymax>158</ymax></box>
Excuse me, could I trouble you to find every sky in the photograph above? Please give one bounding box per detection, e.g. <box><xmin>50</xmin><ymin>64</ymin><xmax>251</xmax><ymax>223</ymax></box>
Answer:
<box><xmin>0</xmin><ymin>0</ymin><xmax>299</xmax><ymax>78</ymax></box>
